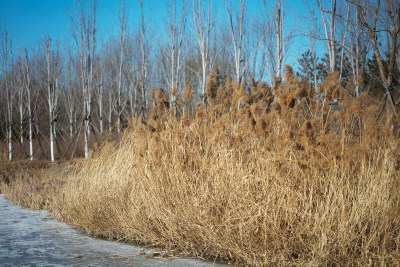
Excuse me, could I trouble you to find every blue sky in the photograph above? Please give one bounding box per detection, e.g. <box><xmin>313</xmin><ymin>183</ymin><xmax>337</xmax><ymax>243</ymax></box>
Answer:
<box><xmin>0</xmin><ymin>0</ymin><xmax>316</xmax><ymax>70</ymax></box>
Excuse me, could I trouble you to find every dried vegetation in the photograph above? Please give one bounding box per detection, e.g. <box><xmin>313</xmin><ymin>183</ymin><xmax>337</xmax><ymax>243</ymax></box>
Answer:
<box><xmin>2</xmin><ymin>67</ymin><xmax>400</xmax><ymax>266</ymax></box>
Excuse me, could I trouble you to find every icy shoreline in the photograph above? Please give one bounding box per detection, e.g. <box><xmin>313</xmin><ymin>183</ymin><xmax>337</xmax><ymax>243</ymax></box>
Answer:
<box><xmin>0</xmin><ymin>194</ymin><xmax>225</xmax><ymax>266</ymax></box>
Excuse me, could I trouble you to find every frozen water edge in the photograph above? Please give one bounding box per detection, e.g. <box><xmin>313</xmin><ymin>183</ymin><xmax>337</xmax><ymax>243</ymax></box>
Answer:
<box><xmin>0</xmin><ymin>195</ymin><xmax>226</xmax><ymax>267</ymax></box>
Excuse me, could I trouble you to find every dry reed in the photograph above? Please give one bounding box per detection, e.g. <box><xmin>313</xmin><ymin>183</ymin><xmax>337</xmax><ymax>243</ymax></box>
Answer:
<box><xmin>2</xmin><ymin>67</ymin><xmax>400</xmax><ymax>266</ymax></box>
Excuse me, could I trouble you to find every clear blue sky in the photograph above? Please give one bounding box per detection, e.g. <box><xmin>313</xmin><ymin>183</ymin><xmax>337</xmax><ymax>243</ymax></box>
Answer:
<box><xmin>0</xmin><ymin>0</ymin><xmax>152</xmax><ymax>49</ymax></box>
<box><xmin>0</xmin><ymin>0</ymin><xmax>314</xmax><ymax>69</ymax></box>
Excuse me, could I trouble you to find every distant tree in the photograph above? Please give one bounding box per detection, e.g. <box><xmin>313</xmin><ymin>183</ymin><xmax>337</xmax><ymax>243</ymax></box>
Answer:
<box><xmin>366</xmin><ymin>54</ymin><xmax>400</xmax><ymax>97</ymax></box>
<box><xmin>296</xmin><ymin>49</ymin><xmax>325</xmax><ymax>84</ymax></box>
<box><xmin>316</xmin><ymin>0</ymin><xmax>337</xmax><ymax>73</ymax></box>
<box><xmin>95</xmin><ymin>55</ymin><xmax>104</xmax><ymax>133</ymax></box>
<box><xmin>1</xmin><ymin>21</ymin><xmax>13</xmax><ymax>161</ymax></box>
<box><xmin>320</xmin><ymin>46</ymin><xmax>352</xmax><ymax>84</ymax></box>
<box><xmin>23</xmin><ymin>48</ymin><xmax>36</xmax><ymax>160</ymax></box>
<box><xmin>64</xmin><ymin>47</ymin><xmax>81</xmax><ymax>137</ymax></box>
<box><xmin>136</xmin><ymin>0</ymin><xmax>155</xmax><ymax>121</ymax></box>
<box><xmin>191</xmin><ymin>0</ymin><xmax>219</xmax><ymax>104</ymax></box>
<box><xmin>115</xmin><ymin>0</ymin><xmax>128</xmax><ymax>132</ymax></box>
<box><xmin>258</xmin><ymin>0</ymin><xmax>294</xmax><ymax>85</ymax></box>
<box><xmin>16</xmin><ymin>53</ymin><xmax>25</xmax><ymax>145</ymax></box>
<box><xmin>225</xmin><ymin>0</ymin><xmax>248</xmax><ymax>85</ymax></box>
<box><xmin>328</xmin><ymin>0</ymin><xmax>400</xmax><ymax>115</ymax></box>
<box><xmin>45</xmin><ymin>37</ymin><xmax>61</xmax><ymax>162</ymax></box>
<box><xmin>163</xmin><ymin>0</ymin><xmax>187</xmax><ymax>111</ymax></box>
<box><xmin>69</xmin><ymin>0</ymin><xmax>98</xmax><ymax>157</ymax></box>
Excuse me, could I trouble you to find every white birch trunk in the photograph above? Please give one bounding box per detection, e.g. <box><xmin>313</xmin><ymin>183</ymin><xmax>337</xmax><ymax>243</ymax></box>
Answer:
<box><xmin>24</xmin><ymin>49</ymin><xmax>34</xmax><ymax>160</ymax></box>
<box><xmin>19</xmin><ymin>92</ymin><xmax>23</xmax><ymax>144</ymax></box>
<box><xmin>225</xmin><ymin>0</ymin><xmax>247</xmax><ymax>84</ymax></box>
<box><xmin>192</xmin><ymin>0</ymin><xmax>215</xmax><ymax>103</ymax></box>
<box><xmin>99</xmin><ymin>82</ymin><xmax>104</xmax><ymax>133</ymax></box>
<box><xmin>71</xmin><ymin>0</ymin><xmax>97</xmax><ymax>158</ymax></box>
<box><xmin>46</xmin><ymin>38</ymin><xmax>55</xmax><ymax>162</ymax></box>
<box><xmin>163</xmin><ymin>0</ymin><xmax>186</xmax><ymax>113</ymax></box>
<box><xmin>129</xmin><ymin>80</ymin><xmax>135</xmax><ymax>119</ymax></box>
<box><xmin>1</xmin><ymin>26</ymin><xmax>13</xmax><ymax>161</ymax></box>
<box><xmin>275</xmin><ymin>0</ymin><xmax>283</xmax><ymax>78</ymax></box>
<box><xmin>138</xmin><ymin>0</ymin><xmax>153</xmax><ymax>121</ymax></box>
<box><xmin>108</xmin><ymin>89</ymin><xmax>113</xmax><ymax>132</ymax></box>
<box><xmin>317</xmin><ymin>0</ymin><xmax>337</xmax><ymax>73</ymax></box>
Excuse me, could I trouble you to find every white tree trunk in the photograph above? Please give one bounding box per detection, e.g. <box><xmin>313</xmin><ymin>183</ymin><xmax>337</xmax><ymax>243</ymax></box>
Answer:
<box><xmin>164</xmin><ymin>0</ymin><xmax>186</xmax><ymax>112</ymax></box>
<box><xmin>23</xmin><ymin>49</ymin><xmax>34</xmax><ymax>160</ymax></box>
<box><xmin>192</xmin><ymin>0</ymin><xmax>216</xmax><ymax>103</ymax></box>
<box><xmin>1</xmin><ymin>25</ymin><xmax>13</xmax><ymax>161</ymax></box>
<box><xmin>84</xmin><ymin>119</ymin><xmax>89</xmax><ymax>158</ymax></box>
<box><xmin>46</xmin><ymin>38</ymin><xmax>55</xmax><ymax>162</ymax></box>
<box><xmin>29</xmin><ymin>115</ymin><xmax>33</xmax><ymax>160</ymax></box>
<box><xmin>317</xmin><ymin>0</ymin><xmax>337</xmax><ymax>73</ymax></box>
<box><xmin>19</xmin><ymin>97</ymin><xmax>23</xmax><ymax>144</ymax></box>
<box><xmin>275</xmin><ymin>0</ymin><xmax>283</xmax><ymax>78</ymax></box>
<box><xmin>8</xmin><ymin>121</ymin><xmax>12</xmax><ymax>161</ymax></box>
<box><xmin>108</xmin><ymin>89</ymin><xmax>113</xmax><ymax>132</ymax></box>
<box><xmin>70</xmin><ymin>0</ymin><xmax>98</xmax><ymax>158</ymax></box>
<box><xmin>225</xmin><ymin>0</ymin><xmax>248</xmax><ymax>84</ymax></box>
<box><xmin>99</xmin><ymin>83</ymin><xmax>104</xmax><ymax>133</ymax></box>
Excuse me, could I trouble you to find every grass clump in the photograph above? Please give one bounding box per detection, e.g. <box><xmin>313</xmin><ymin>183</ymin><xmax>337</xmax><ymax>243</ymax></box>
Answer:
<box><xmin>3</xmin><ymin>68</ymin><xmax>400</xmax><ymax>265</ymax></box>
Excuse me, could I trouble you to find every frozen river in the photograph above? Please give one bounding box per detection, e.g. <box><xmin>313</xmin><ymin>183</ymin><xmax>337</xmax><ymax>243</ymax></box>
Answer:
<box><xmin>0</xmin><ymin>195</ymin><xmax>225</xmax><ymax>267</ymax></box>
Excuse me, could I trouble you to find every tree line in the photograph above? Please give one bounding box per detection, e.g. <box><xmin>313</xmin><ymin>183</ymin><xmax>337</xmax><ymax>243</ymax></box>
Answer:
<box><xmin>1</xmin><ymin>0</ymin><xmax>399</xmax><ymax>161</ymax></box>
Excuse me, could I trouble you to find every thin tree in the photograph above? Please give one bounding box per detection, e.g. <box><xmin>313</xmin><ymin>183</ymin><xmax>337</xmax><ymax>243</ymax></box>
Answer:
<box><xmin>16</xmin><ymin>53</ymin><xmax>25</xmax><ymax>145</ymax></box>
<box><xmin>354</xmin><ymin>0</ymin><xmax>400</xmax><ymax>116</ymax></box>
<box><xmin>64</xmin><ymin>47</ymin><xmax>81</xmax><ymax>137</ymax></box>
<box><xmin>225</xmin><ymin>0</ymin><xmax>248</xmax><ymax>84</ymax></box>
<box><xmin>317</xmin><ymin>0</ymin><xmax>337</xmax><ymax>73</ymax></box>
<box><xmin>138</xmin><ymin>0</ymin><xmax>148</xmax><ymax>121</ymax></box>
<box><xmin>304</xmin><ymin>1</ymin><xmax>320</xmax><ymax>91</ymax></box>
<box><xmin>258</xmin><ymin>0</ymin><xmax>293</xmax><ymax>85</ymax></box>
<box><xmin>163</xmin><ymin>0</ymin><xmax>187</xmax><ymax>111</ymax></box>
<box><xmin>23</xmin><ymin>48</ymin><xmax>36</xmax><ymax>160</ymax></box>
<box><xmin>275</xmin><ymin>0</ymin><xmax>283</xmax><ymax>78</ymax></box>
<box><xmin>96</xmin><ymin>56</ymin><xmax>104</xmax><ymax>133</ymax></box>
<box><xmin>1</xmin><ymin>21</ymin><xmax>13</xmax><ymax>161</ymax></box>
<box><xmin>191</xmin><ymin>0</ymin><xmax>218</xmax><ymax>104</ymax></box>
<box><xmin>327</xmin><ymin>0</ymin><xmax>399</xmax><ymax>115</ymax></box>
<box><xmin>45</xmin><ymin>37</ymin><xmax>61</xmax><ymax>162</ymax></box>
<box><xmin>69</xmin><ymin>0</ymin><xmax>98</xmax><ymax>157</ymax></box>
<box><xmin>115</xmin><ymin>0</ymin><xmax>127</xmax><ymax>131</ymax></box>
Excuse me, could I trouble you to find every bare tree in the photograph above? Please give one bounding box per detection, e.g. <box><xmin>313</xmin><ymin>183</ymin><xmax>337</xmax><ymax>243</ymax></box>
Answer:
<box><xmin>317</xmin><ymin>0</ymin><xmax>337</xmax><ymax>73</ymax></box>
<box><xmin>355</xmin><ymin>0</ymin><xmax>400</xmax><ymax>116</ymax></box>
<box><xmin>115</xmin><ymin>0</ymin><xmax>127</xmax><ymax>131</ymax></box>
<box><xmin>131</xmin><ymin>0</ymin><xmax>155</xmax><ymax>121</ymax></box>
<box><xmin>346</xmin><ymin>4</ymin><xmax>370</xmax><ymax>96</ymax></box>
<box><xmin>325</xmin><ymin>0</ymin><xmax>400</xmax><ymax>115</ymax></box>
<box><xmin>45</xmin><ymin>37</ymin><xmax>61</xmax><ymax>162</ymax></box>
<box><xmin>96</xmin><ymin>56</ymin><xmax>104</xmax><ymax>133</ymax></box>
<box><xmin>162</xmin><ymin>0</ymin><xmax>187</xmax><ymax>111</ymax></box>
<box><xmin>23</xmin><ymin>49</ymin><xmax>36</xmax><ymax>160</ymax></box>
<box><xmin>353</xmin><ymin>1</ymin><xmax>399</xmax><ymax>88</ymax></box>
<box><xmin>100</xmin><ymin>48</ymin><xmax>115</xmax><ymax>132</ymax></box>
<box><xmin>1</xmin><ymin>21</ymin><xmax>13</xmax><ymax>161</ymax></box>
<box><xmin>275</xmin><ymin>0</ymin><xmax>283</xmax><ymax>78</ymax></box>
<box><xmin>191</xmin><ymin>0</ymin><xmax>218</xmax><ymax>103</ymax></box>
<box><xmin>16</xmin><ymin>53</ymin><xmax>25</xmax><ymax>145</ymax></box>
<box><xmin>225</xmin><ymin>0</ymin><xmax>247</xmax><ymax>84</ymax></box>
<box><xmin>64</xmin><ymin>48</ymin><xmax>81</xmax><ymax>137</ymax></box>
<box><xmin>303</xmin><ymin>1</ymin><xmax>320</xmax><ymax>91</ymax></box>
<box><xmin>258</xmin><ymin>0</ymin><xmax>294</xmax><ymax>85</ymax></box>
<box><xmin>69</xmin><ymin>0</ymin><xmax>98</xmax><ymax>157</ymax></box>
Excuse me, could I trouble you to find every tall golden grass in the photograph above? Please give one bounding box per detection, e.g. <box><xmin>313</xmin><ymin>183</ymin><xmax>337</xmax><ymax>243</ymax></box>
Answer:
<box><xmin>2</xmin><ymin>67</ymin><xmax>400</xmax><ymax>265</ymax></box>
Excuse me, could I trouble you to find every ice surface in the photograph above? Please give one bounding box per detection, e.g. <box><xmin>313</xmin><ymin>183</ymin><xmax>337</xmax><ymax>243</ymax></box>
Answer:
<box><xmin>0</xmin><ymin>195</ymin><xmax>226</xmax><ymax>267</ymax></box>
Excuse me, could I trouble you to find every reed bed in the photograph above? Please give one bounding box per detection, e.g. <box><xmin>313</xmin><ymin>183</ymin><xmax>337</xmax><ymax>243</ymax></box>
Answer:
<box><xmin>3</xmin><ymin>68</ymin><xmax>400</xmax><ymax>265</ymax></box>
